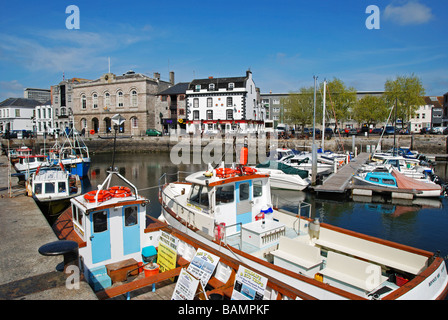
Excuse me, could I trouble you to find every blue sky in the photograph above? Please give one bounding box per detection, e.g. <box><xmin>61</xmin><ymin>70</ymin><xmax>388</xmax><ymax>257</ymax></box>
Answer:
<box><xmin>0</xmin><ymin>0</ymin><xmax>447</xmax><ymax>101</ymax></box>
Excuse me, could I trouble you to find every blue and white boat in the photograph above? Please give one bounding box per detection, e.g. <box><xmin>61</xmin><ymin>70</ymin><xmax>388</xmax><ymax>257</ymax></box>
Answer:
<box><xmin>51</xmin><ymin>131</ymin><xmax>91</xmax><ymax>178</ymax></box>
<box><xmin>353</xmin><ymin>168</ymin><xmax>442</xmax><ymax>198</ymax></box>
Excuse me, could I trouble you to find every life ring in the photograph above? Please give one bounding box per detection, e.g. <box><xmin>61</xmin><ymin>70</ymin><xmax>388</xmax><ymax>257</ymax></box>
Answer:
<box><xmin>84</xmin><ymin>190</ymin><xmax>112</xmax><ymax>203</ymax></box>
<box><xmin>90</xmin><ymin>129</ymin><xmax>95</xmax><ymax>135</ymax></box>
<box><xmin>242</xmin><ymin>166</ymin><xmax>257</xmax><ymax>175</ymax></box>
<box><xmin>215</xmin><ymin>168</ymin><xmax>236</xmax><ymax>178</ymax></box>
<box><xmin>108</xmin><ymin>186</ymin><xmax>132</xmax><ymax>198</ymax></box>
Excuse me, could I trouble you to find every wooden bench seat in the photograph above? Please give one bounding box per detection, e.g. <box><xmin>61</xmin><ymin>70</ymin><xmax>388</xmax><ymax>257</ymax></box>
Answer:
<box><xmin>271</xmin><ymin>236</ymin><xmax>323</xmax><ymax>276</ymax></box>
<box><xmin>320</xmin><ymin>251</ymin><xmax>388</xmax><ymax>294</ymax></box>
<box><xmin>315</xmin><ymin>227</ymin><xmax>427</xmax><ymax>275</ymax></box>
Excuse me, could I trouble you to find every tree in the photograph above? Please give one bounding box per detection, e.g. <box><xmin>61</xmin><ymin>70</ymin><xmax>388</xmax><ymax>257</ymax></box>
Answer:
<box><xmin>324</xmin><ymin>78</ymin><xmax>357</xmax><ymax>130</ymax></box>
<box><xmin>384</xmin><ymin>74</ymin><xmax>425</xmax><ymax>126</ymax></box>
<box><xmin>352</xmin><ymin>95</ymin><xmax>388</xmax><ymax>127</ymax></box>
<box><xmin>282</xmin><ymin>87</ymin><xmax>315</xmax><ymax>131</ymax></box>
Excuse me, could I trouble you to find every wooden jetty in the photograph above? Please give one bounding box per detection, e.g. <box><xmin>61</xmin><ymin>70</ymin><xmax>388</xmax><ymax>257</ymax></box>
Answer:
<box><xmin>314</xmin><ymin>153</ymin><xmax>370</xmax><ymax>194</ymax></box>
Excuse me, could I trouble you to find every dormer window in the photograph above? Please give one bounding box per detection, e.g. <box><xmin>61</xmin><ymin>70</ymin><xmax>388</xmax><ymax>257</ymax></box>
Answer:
<box><xmin>228</xmin><ymin>83</ymin><xmax>234</xmax><ymax>90</ymax></box>
<box><xmin>208</xmin><ymin>83</ymin><xmax>215</xmax><ymax>91</ymax></box>
<box><xmin>195</xmin><ymin>84</ymin><xmax>201</xmax><ymax>92</ymax></box>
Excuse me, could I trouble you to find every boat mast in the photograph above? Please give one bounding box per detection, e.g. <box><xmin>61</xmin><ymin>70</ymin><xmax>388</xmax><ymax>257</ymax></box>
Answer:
<box><xmin>311</xmin><ymin>76</ymin><xmax>317</xmax><ymax>185</ymax></box>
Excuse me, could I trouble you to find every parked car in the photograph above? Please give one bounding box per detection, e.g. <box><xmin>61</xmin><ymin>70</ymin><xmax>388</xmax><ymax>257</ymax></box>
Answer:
<box><xmin>420</xmin><ymin>127</ymin><xmax>432</xmax><ymax>134</ymax></box>
<box><xmin>443</xmin><ymin>127</ymin><xmax>448</xmax><ymax>135</ymax></box>
<box><xmin>384</xmin><ymin>126</ymin><xmax>396</xmax><ymax>135</ymax></box>
<box><xmin>433</xmin><ymin>127</ymin><xmax>447</xmax><ymax>135</ymax></box>
<box><xmin>146</xmin><ymin>129</ymin><xmax>162</xmax><ymax>136</ymax></box>
<box><xmin>324</xmin><ymin>127</ymin><xmax>333</xmax><ymax>138</ymax></box>
<box><xmin>370</xmin><ymin>128</ymin><xmax>383</xmax><ymax>135</ymax></box>
<box><xmin>348</xmin><ymin>128</ymin><xmax>358</xmax><ymax>136</ymax></box>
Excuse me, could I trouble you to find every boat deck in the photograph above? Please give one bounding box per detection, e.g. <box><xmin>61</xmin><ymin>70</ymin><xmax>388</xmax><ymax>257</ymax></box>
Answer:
<box><xmin>314</xmin><ymin>153</ymin><xmax>370</xmax><ymax>194</ymax></box>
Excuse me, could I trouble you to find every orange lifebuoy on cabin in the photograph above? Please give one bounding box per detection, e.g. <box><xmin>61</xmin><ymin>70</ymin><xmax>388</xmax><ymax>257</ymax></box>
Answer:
<box><xmin>242</xmin><ymin>166</ymin><xmax>257</xmax><ymax>175</ymax></box>
<box><xmin>90</xmin><ymin>129</ymin><xmax>95</xmax><ymax>135</ymax></box>
<box><xmin>84</xmin><ymin>190</ymin><xmax>112</xmax><ymax>203</ymax></box>
<box><xmin>215</xmin><ymin>168</ymin><xmax>236</xmax><ymax>178</ymax></box>
<box><xmin>108</xmin><ymin>186</ymin><xmax>132</xmax><ymax>198</ymax></box>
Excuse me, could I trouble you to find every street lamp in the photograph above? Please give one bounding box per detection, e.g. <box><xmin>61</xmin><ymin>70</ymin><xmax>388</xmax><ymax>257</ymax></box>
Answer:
<box><xmin>111</xmin><ymin>114</ymin><xmax>125</xmax><ymax>171</ymax></box>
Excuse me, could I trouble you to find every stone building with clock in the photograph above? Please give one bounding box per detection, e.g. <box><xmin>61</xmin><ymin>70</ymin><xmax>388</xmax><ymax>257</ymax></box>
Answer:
<box><xmin>71</xmin><ymin>71</ymin><xmax>174</xmax><ymax>135</ymax></box>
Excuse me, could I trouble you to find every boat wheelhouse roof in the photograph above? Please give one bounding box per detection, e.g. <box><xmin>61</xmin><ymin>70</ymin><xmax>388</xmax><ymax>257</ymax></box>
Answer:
<box><xmin>70</xmin><ymin>191</ymin><xmax>147</xmax><ymax>214</ymax></box>
<box><xmin>33</xmin><ymin>170</ymin><xmax>68</xmax><ymax>183</ymax></box>
<box><xmin>185</xmin><ymin>170</ymin><xmax>269</xmax><ymax>187</ymax></box>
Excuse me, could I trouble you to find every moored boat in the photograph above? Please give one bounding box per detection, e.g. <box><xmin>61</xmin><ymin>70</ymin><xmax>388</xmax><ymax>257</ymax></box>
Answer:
<box><xmin>26</xmin><ymin>162</ymin><xmax>82</xmax><ymax>217</ymax></box>
<box><xmin>159</xmin><ymin>155</ymin><xmax>448</xmax><ymax>299</ymax></box>
<box><xmin>353</xmin><ymin>168</ymin><xmax>443</xmax><ymax>198</ymax></box>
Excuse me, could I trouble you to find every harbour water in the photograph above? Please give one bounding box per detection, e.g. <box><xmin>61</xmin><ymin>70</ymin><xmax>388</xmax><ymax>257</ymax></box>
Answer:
<box><xmin>85</xmin><ymin>151</ymin><xmax>448</xmax><ymax>261</ymax></box>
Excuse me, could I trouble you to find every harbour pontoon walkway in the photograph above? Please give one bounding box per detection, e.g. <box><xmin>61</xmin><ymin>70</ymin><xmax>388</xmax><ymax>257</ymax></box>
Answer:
<box><xmin>314</xmin><ymin>153</ymin><xmax>370</xmax><ymax>194</ymax></box>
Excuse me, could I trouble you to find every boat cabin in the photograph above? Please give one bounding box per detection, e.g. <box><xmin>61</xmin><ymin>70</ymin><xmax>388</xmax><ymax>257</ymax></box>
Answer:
<box><xmin>14</xmin><ymin>155</ymin><xmax>49</xmax><ymax>172</ymax></box>
<box><xmin>66</xmin><ymin>172</ymin><xmax>152</xmax><ymax>276</ymax></box>
<box><xmin>364</xmin><ymin>172</ymin><xmax>397</xmax><ymax>187</ymax></box>
<box><xmin>32</xmin><ymin>169</ymin><xmax>80</xmax><ymax>201</ymax></box>
<box><xmin>174</xmin><ymin>168</ymin><xmax>273</xmax><ymax>238</ymax></box>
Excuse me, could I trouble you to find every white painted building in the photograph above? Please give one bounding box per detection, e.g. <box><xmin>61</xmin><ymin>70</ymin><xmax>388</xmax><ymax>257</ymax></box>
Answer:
<box><xmin>0</xmin><ymin>98</ymin><xmax>39</xmax><ymax>133</ymax></box>
<box><xmin>185</xmin><ymin>70</ymin><xmax>265</xmax><ymax>135</ymax></box>
<box><xmin>34</xmin><ymin>101</ymin><xmax>55</xmax><ymax>136</ymax></box>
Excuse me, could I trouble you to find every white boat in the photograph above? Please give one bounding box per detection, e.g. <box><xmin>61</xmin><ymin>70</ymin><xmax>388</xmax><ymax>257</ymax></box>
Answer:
<box><xmin>362</xmin><ymin>156</ymin><xmax>433</xmax><ymax>180</ymax></box>
<box><xmin>52</xmin><ymin>169</ymin><xmax>320</xmax><ymax>300</ymax></box>
<box><xmin>14</xmin><ymin>155</ymin><xmax>49</xmax><ymax>174</ymax></box>
<box><xmin>26</xmin><ymin>163</ymin><xmax>82</xmax><ymax>216</ymax></box>
<box><xmin>254</xmin><ymin>161</ymin><xmax>310</xmax><ymax>191</ymax></box>
<box><xmin>159</xmin><ymin>157</ymin><xmax>448</xmax><ymax>299</ymax></box>
<box><xmin>271</xmin><ymin>148</ymin><xmax>334</xmax><ymax>175</ymax></box>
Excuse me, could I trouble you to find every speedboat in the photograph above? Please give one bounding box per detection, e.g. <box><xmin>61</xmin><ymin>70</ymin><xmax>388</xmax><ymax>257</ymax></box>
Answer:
<box><xmin>361</xmin><ymin>156</ymin><xmax>433</xmax><ymax>180</ymax></box>
<box><xmin>254</xmin><ymin>161</ymin><xmax>310</xmax><ymax>191</ymax></box>
<box><xmin>26</xmin><ymin>162</ymin><xmax>82</xmax><ymax>216</ymax></box>
<box><xmin>159</xmin><ymin>146</ymin><xmax>448</xmax><ymax>299</ymax></box>
<box><xmin>353</xmin><ymin>168</ymin><xmax>442</xmax><ymax>198</ymax></box>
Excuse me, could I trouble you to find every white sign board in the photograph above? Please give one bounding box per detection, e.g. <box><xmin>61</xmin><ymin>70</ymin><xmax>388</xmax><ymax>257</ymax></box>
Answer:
<box><xmin>171</xmin><ymin>268</ymin><xmax>200</xmax><ymax>300</ymax></box>
<box><xmin>187</xmin><ymin>248</ymin><xmax>220</xmax><ymax>287</ymax></box>
<box><xmin>231</xmin><ymin>265</ymin><xmax>268</xmax><ymax>300</ymax></box>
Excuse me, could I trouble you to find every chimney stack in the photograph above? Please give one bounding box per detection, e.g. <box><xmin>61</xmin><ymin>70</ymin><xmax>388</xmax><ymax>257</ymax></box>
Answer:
<box><xmin>169</xmin><ymin>71</ymin><xmax>175</xmax><ymax>85</ymax></box>
<box><xmin>154</xmin><ymin>72</ymin><xmax>160</xmax><ymax>80</ymax></box>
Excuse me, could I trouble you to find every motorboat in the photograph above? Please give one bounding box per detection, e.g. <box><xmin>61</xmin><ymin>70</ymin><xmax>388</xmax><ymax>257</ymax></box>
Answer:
<box><xmin>353</xmin><ymin>168</ymin><xmax>443</xmax><ymax>198</ymax></box>
<box><xmin>254</xmin><ymin>161</ymin><xmax>310</xmax><ymax>191</ymax></box>
<box><xmin>159</xmin><ymin>147</ymin><xmax>448</xmax><ymax>299</ymax></box>
<box><xmin>361</xmin><ymin>156</ymin><xmax>433</xmax><ymax>180</ymax></box>
<box><xmin>14</xmin><ymin>155</ymin><xmax>49</xmax><ymax>175</ymax></box>
<box><xmin>26</xmin><ymin>162</ymin><xmax>82</xmax><ymax>216</ymax></box>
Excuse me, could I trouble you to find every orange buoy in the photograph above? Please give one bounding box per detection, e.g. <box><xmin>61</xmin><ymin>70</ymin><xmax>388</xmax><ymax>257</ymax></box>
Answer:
<box><xmin>84</xmin><ymin>190</ymin><xmax>112</xmax><ymax>203</ymax></box>
<box><xmin>242</xmin><ymin>166</ymin><xmax>257</xmax><ymax>175</ymax></box>
<box><xmin>215</xmin><ymin>168</ymin><xmax>236</xmax><ymax>178</ymax></box>
<box><xmin>108</xmin><ymin>186</ymin><xmax>132</xmax><ymax>198</ymax></box>
<box><xmin>90</xmin><ymin>129</ymin><xmax>95</xmax><ymax>135</ymax></box>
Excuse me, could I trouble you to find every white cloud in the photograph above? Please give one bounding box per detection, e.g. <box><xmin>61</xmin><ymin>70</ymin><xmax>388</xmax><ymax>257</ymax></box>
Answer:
<box><xmin>0</xmin><ymin>27</ymin><xmax>153</xmax><ymax>74</ymax></box>
<box><xmin>384</xmin><ymin>1</ymin><xmax>433</xmax><ymax>25</ymax></box>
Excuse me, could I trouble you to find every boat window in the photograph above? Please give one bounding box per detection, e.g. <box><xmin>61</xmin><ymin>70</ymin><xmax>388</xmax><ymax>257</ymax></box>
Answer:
<box><xmin>216</xmin><ymin>184</ymin><xmax>234</xmax><ymax>205</ymax></box>
<box><xmin>45</xmin><ymin>182</ymin><xmax>55</xmax><ymax>193</ymax></box>
<box><xmin>383</xmin><ymin>179</ymin><xmax>395</xmax><ymax>185</ymax></box>
<box><xmin>29</xmin><ymin>157</ymin><xmax>35</xmax><ymax>163</ymax></box>
<box><xmin>253</xmin><ymin>180</ymin><xmax>262</xmax><ymax>198</ymax></box>
<box><xmin>58</xmin><ymin>182</ymin><xmax>66</xmax><ymax>193</ymax></box>
<box><xmin>124</xmin><ymin>206</ymin><xmax>138</xmax><ymax>227</ymax></box>
<box><xmin>77</xmin><ymin>210</ymin><xmax>83</xmax><ymax>226</ymax></box>
<box><xmin>369</xmin><ymin>177</ymin><xmax>379</xmax><ymax>182</ymax></box>
<box><xmin>239</xmin><ymin>183</ymin><xmax>250</xmax><ymax>201</ymax></box>
<box><xmin>93</xmin><ymin>211</ymin><xmax>108</xmax><ymax>233</ymax></box>
<box><xmin>34</xmin><ymin>183</ymin><xmax>42</xmax><ymax>195</ymax></box>
<box><xmin>189</xmin><ymin>185</ymin><xmax>209</xmax><ymax>208</ymax></box>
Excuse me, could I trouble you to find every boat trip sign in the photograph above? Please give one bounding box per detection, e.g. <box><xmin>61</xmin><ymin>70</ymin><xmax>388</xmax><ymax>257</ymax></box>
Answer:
<box><xmin>231</xmin><ymin>265</ymin><xmax>268</xmax><ymax>300</ymax></box>
<box><xmin>157</xmin><ymin>231</ymin><xmax>178</xmax><ymax>273</ymax></box>
<box><xmin>187</xmin><ymin>248</ymin><xmax>220</xmax><ymax>287</ymax></box>
<box><xmin>172</xmin><ymin>268</ymin><xmax>200</xmax><ymax>300</ymax></box>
